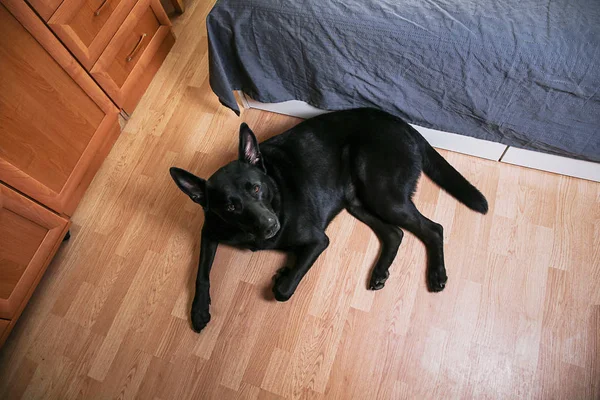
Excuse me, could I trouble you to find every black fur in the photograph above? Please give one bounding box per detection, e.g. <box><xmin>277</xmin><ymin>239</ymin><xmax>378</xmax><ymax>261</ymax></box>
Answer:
<box><xmin>170</xmin><ymin>108</ymin><xmax>488</xmax><ymax>332</ymax></box>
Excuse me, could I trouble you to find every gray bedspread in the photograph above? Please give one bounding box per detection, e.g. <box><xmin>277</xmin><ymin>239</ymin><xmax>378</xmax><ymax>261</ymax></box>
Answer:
<box><xmin>207</xmin><ymin>0</ymin><xmax>600</xmax><ymax>162</ymax></box>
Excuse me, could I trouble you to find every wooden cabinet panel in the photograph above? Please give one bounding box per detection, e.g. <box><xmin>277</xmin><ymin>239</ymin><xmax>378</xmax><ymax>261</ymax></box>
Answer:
<box><xmin>48</xmin><ymin>0</ymin><xmax>136</xmax><ymax>69</ymax></box>
<box><xmin>0</xmin><ymin>210</ymin><xmax>47</xmax><ymax>300</ymax></box>
<box><xmin>0</xmin><ymin>1</ymin><xmax>120</xmax><ymax>216</ymax></box>
<box><xmin>0</xmin><ymin>317</ymin><xmax>11</xmax><ymax>348</ymax></box>
<box><xmin>91</xmin><ymin>0</ymin><xmax>174</xmax><ymax>114</ymax></box>
<box><xmin>27</xmin><ymin>0</ymin><xmax>63</xmax><ymax>20</ymax></box>
<box><xmin>0</xmin><ymin>183</ymin><xmax>70</xmax><ymax>320</ymax></box>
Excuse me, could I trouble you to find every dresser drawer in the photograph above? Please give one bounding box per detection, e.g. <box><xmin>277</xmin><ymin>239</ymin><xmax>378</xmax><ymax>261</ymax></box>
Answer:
<box><xmin>27</xmin><ymin>0</ymin><xmax>64</xmax><ymax>21</ymax></box>
<box><xmin>91</xmin><ymin>0</ymin><xmax>174</xmax><ymax>114</ymax></box>
<box><xmin>0</xmin><ymin>183</ymin><xmax>70</xmax><ymax>321</ymax></box>
<box><xmin>0</xmin><ymin>2</ymin><xmax>121</xmax><ymax>216</ymax></box>
<box><xmin>48</xmin><ymin>0</ymin><xmax>137</xmax><ymax>70</ymax></box>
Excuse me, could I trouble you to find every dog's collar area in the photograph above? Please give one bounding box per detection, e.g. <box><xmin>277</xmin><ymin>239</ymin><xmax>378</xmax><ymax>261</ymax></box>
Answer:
<box><xmin>263</xmin><ymin>165</ymin><xmax>283</xmax><ymax>219</ymax></box>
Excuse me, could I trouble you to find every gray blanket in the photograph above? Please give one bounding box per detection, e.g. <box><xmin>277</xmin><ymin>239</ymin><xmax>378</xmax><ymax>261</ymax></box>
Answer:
<box><xmin>207</xmin><ymin>0</ymin><xmax>600</xmax><ymax>162</ymax></box>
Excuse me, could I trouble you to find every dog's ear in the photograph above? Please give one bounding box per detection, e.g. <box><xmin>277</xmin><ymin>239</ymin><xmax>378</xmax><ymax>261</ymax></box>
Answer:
<box><xmin>239</xmin><ymin>123</ymin><xmax>265</xmax><ymax>171</ymax></box>
<box><xmin>169</xmin><ymin>167</ymin><xmax>207</xmax><ymax>207</ymax></box>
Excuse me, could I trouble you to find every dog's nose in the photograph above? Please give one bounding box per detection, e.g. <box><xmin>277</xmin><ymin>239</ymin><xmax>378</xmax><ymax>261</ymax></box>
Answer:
<box><xmin>263</xmin><ymin>222</ymin><xmax>280</xmax><ymax>238</ymax></box>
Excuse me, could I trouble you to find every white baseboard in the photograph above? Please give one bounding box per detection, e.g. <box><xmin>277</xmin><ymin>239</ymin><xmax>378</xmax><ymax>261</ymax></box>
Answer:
<box><xmin>235</xmin><ymin>90</ymin><xmax>250</xmax><ymax>109</ymax></box>
<box><xmin>242</xmin><ymin>94</ymin><xmax>600</xmax><ymax>181</ymax></box>
<box><xmin>500</xmin><ymin>147</ymin><xmax>600</xmax><ymax>182</ymax></box>
<box><xmin>414</xmin><ymin>126</ymin><xmax>507</xmax><ymax>161</ymax></box>
<box><xmin>244</xmin><ymin>95</ymin><xmax>326</xmax><ymax>120</ymax></box>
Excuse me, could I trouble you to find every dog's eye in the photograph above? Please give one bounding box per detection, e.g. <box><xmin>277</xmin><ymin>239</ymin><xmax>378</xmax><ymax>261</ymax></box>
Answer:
<box><xmin>253</xmin><ymin>184</ymin><xmax>260</xmax><ymax>194</ymax></box>
<box><xmin>226</xmin><ymin>204</ymin><xmax>236</xmax><ymax>212</ymax></box>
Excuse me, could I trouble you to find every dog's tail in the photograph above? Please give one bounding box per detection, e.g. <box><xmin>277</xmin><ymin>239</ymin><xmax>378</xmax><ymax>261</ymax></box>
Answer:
<box><xmin>413</xmin><ymin>128</ymin><xmax>488</xmax><ymax>214</ymax></box>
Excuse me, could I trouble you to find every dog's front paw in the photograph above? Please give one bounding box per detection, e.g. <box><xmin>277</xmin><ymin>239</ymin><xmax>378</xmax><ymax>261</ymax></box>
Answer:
<box><xmin>427</xmin><ymin>269</ymin><xmax>448</xmax><ymax>292</ymax></box>
<box><xmin>272</xmin><ymin>267</ymin><xmax>294</xmax><ymax>302</ymax></box>
<box><xmin>273</xmin><ymin>285</ymin><xmax>293</xmax><ymax>302</ymax></box>
<box><xmin>369</xmin><ymin>270</ymin><xmax>390</xmax><ymax>291</ymax></box>
<box><xmin>191</xmin><ymin>306</ymin><xmax>211</xmax><ymax>332</ymax></box>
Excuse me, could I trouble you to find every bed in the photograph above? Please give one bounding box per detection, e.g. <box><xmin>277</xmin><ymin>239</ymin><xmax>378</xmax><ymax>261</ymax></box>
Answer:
<box><xmin>207</xmin><ymin>0</ymin><xmax>600</xmax><ymax>163</ymax></box>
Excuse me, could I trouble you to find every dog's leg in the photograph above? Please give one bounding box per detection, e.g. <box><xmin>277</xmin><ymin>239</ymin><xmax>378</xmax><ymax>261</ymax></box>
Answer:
<box><xmin>191</xmin><ymin>230</ymin><xmax>218</xmax><ymax>332</ymax></box>
<box><xmin>273</xmin><ymin>233</ymin><xmax>329</xmax><ymax>302</ymax></box>
<box><xmin>378</xmin><ymin>200</ymin><xmax>447</xmax><ymax>292</ymax></box>
<box><xmin>346</xmin><ymin>201</ymin><xmax>403</xmax><ymax>290</ymax></box>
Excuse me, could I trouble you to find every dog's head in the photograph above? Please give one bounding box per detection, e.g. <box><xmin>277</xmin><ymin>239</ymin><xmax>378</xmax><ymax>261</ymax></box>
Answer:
<box><xmin>170</xmin><ymin>123</ymin><xmax>280</xmax><ymax>240</ymax></box>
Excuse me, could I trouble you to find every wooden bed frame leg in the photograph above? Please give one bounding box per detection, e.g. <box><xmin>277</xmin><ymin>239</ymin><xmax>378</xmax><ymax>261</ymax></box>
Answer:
<box><xmin>171</xmin><ymin>0</ymin><xmax>184</xmax><ymax>13</ymax></box>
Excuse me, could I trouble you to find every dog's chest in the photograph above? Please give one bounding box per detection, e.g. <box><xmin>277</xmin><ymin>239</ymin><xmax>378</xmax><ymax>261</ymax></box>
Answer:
<box><xmin>222</xmin><ymin>232</ymin><xmax>273</xmax><ymax>251</ymax></box>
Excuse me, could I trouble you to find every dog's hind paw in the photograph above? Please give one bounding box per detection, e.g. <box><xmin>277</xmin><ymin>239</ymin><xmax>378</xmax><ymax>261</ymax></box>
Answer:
<box><xmin>427</xmin><ymin>270</ymin><xmax>448</xmax><ymax>292</ymax></box>
<box><xmin>369</xmin><ymin>270</ymin><xmax>390</xmax><ymax>291</ymax></box>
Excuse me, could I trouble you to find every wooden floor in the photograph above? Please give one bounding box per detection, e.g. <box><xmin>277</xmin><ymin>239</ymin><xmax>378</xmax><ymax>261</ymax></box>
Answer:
<box><xmin>1</xmin><ymin>1</ymin><xmax>599</xmax><ymax>399</ymax></box>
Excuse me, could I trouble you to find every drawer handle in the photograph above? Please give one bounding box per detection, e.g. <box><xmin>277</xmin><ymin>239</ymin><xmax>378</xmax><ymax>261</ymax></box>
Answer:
<box><xmin>94</xmin><ymin>0</ymin><xmax>110</xmax><ymax>16</ymax></box>
<box><xmin>126</xmin><ymin>33</ymin><xmax>147</xmax><ymax>62</ymax></box>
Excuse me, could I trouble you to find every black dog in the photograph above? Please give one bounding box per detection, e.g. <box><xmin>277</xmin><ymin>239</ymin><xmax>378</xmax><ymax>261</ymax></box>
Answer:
<box><xmin>170</xmin><ymin>108</ymin><xmax>488</xmax><ymax>332</ymax></box>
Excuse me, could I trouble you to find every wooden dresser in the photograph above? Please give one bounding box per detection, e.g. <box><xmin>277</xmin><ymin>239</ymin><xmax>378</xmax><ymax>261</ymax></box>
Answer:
<box><xmin>0</xmin><ymin>0</ymin><xmax>175</xmax><ymax>346</ymax></box>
